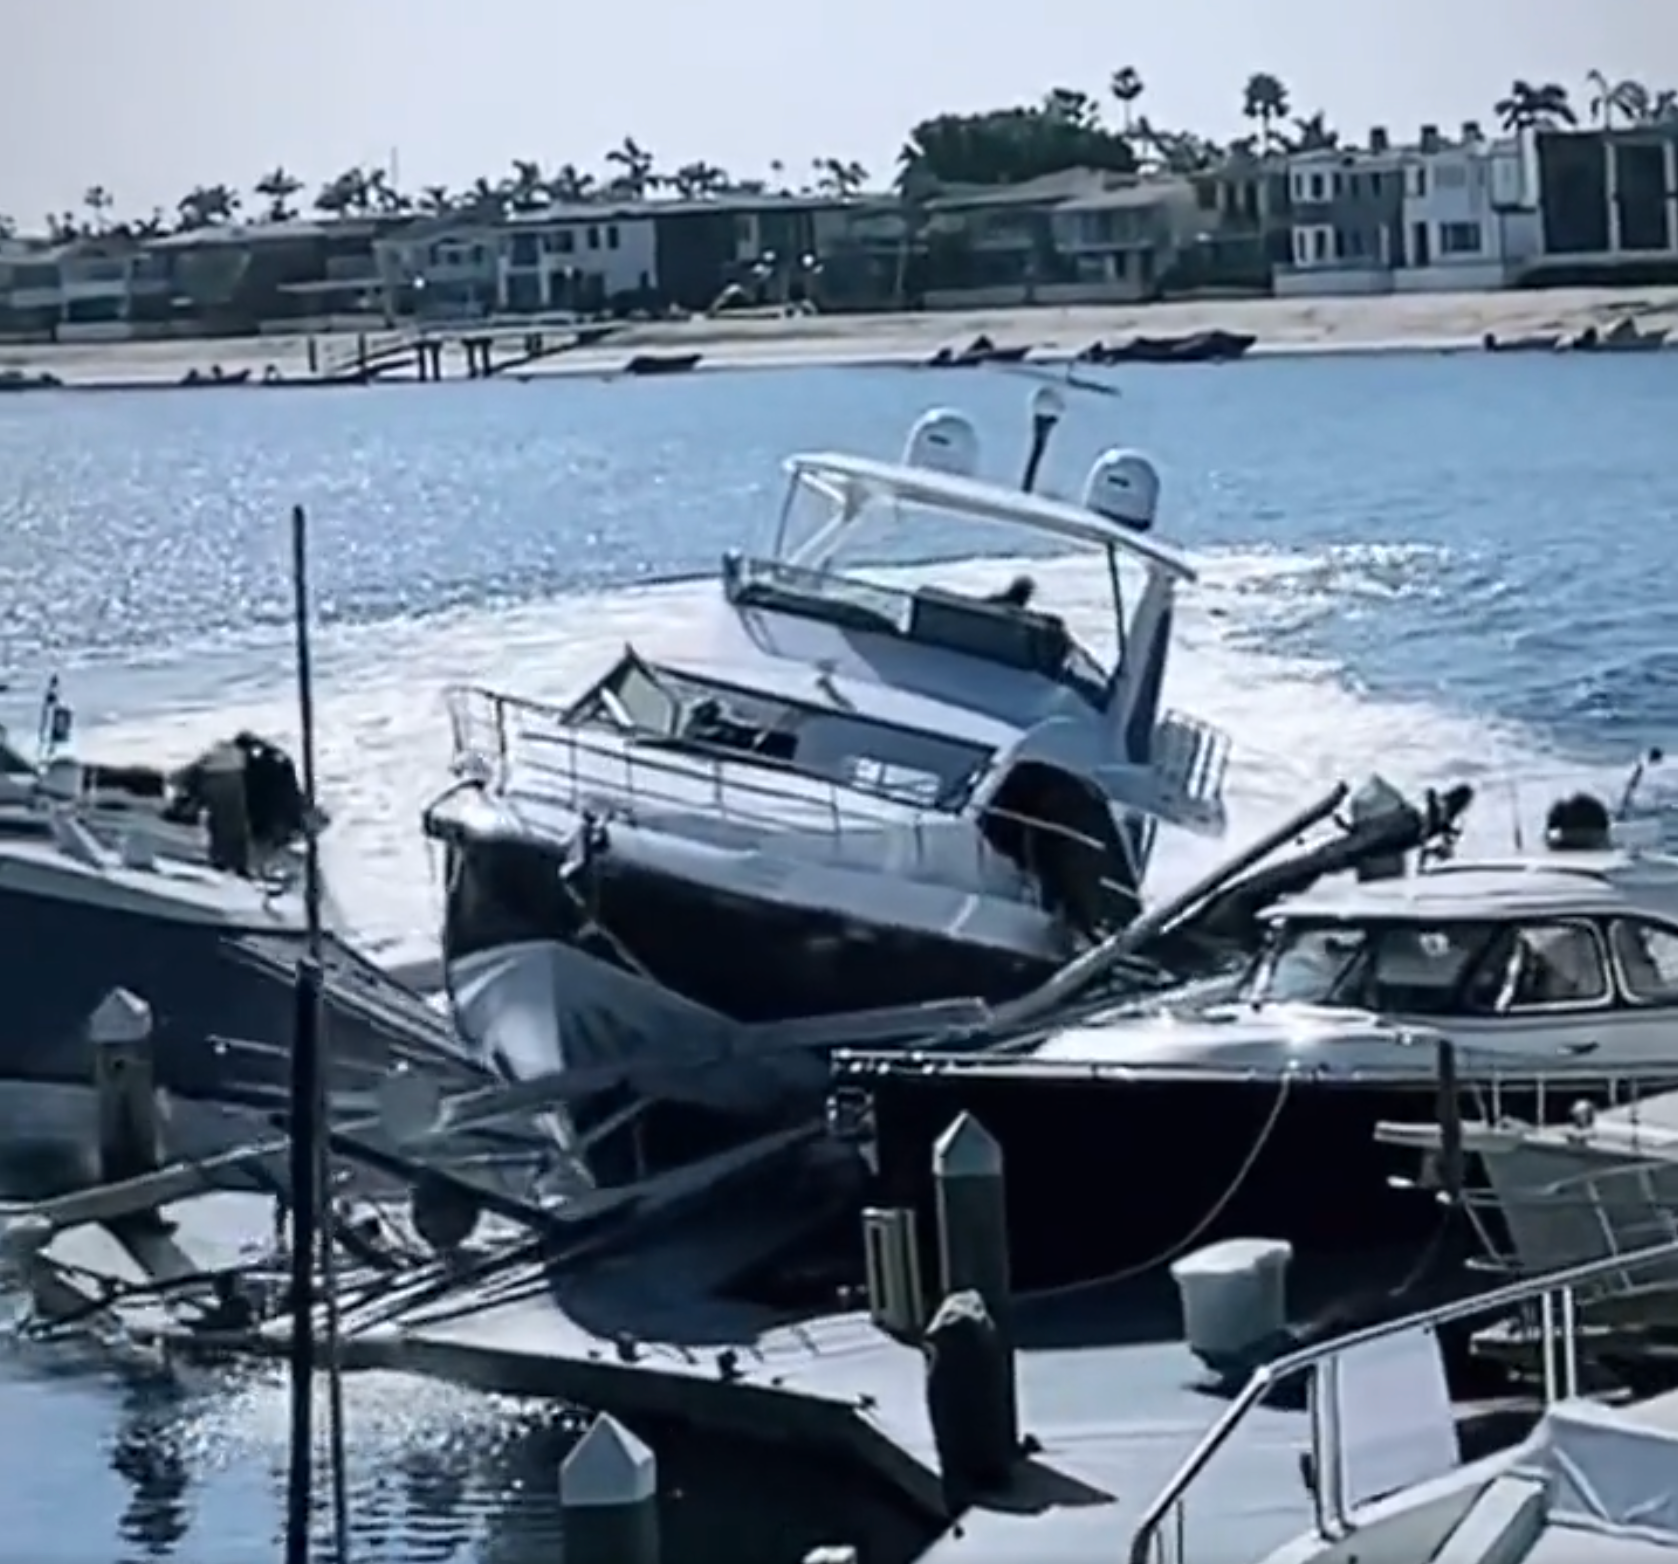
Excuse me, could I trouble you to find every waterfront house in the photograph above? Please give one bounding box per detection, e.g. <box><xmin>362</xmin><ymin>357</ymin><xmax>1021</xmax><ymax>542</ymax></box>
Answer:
<box><xmin>0</xmin><ymin>236</ymin><xmax>173</xmax><ymax>340</ymax></box>
<box><xmin>144</xmin><ymin>217</ymin><xmax>398</xmax><ymax>332</ymax></box>
<box><xmin>1049</xmin><ymin>179</ymin><xmax>1200</xmax><ymax>299</ymax></box>
<box><xmin>1530</xmin><ymin>124</ymin><xmax>1678</xmax><ymax>284</ymax></box>
<box><xmin>1276</xmin><ymin>123</ymin><xmax>1540</xmax><ymax>295</ymax></box>
<box><xmin>1180</xmin><ymin>155</ymin><xmax>1293</xmax><ymax>290</ymax></box>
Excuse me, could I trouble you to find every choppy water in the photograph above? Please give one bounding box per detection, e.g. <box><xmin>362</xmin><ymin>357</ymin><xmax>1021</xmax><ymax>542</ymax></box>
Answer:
<box><xmin>2</xmin><ymin>352</ymin><xmax>1676</xmax><ymax>1560</ymax></box>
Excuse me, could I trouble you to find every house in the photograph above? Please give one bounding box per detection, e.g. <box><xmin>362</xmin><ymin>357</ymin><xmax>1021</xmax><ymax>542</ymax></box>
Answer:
<box><xmin>1050</xmin><ymin>180</ymin><xmax>1200</xmax><ymax>300</ymax></box>
<box><xmin>144</xmin><ymin>218</ymin><xmax>398</xmax><ymax>332</ymax></box>
<box><xmin>1182</xmin><ymin>157</ymin><xmax>1293</xmax><ymax>290</ymax></box>
<box><xmin>650</xmin><ymin>194</ymin><xmax>863</xmax><ymax>311</ymax></box>
<box><xmin>1276</xmin><ymin>123</ymin><xmax>1540</xmax><ymax>295</ymax></box>
<box><xmin>1530</xmin><ymin>124</ymin><xmax>1678</xmax><ymax>283</ymax></box>
<box><xmin>0</xmin><ymin>236</ymin><xmax>173</xmax><ymax>340</ymax></box>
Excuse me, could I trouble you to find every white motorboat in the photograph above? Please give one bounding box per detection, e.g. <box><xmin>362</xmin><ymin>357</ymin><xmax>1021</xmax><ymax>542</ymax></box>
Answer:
<box><xmin>423</xmin><ymin>395</ymin><xmax>1231</xmax><ymax>1141</ymax></box>
<box><xmin>837</xmin><ymin>785</ymin><xmax>1678</xmax><ymax>1289</ymax></box>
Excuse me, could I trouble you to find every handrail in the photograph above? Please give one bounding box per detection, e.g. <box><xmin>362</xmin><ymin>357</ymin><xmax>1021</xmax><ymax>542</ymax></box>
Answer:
<box><xmin>1127</xmin><ymin>1231</ymin><xmax>1678</xmax><ymax>1564</ymax></box>
<box><xmin>443</xmin><ymin>683</ymin><xmax>1197</xmax><ymax>898</ymax></box>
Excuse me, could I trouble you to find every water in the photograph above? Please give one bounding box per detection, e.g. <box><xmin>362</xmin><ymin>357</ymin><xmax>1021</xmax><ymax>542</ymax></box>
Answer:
<box><xmin>3</xmin><ymin>352</ymin><xmax>1676</xmax><ymax>1559</ymax></box>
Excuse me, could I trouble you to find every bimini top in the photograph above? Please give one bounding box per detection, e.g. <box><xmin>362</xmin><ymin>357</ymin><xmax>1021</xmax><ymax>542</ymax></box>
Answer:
<box><xmin>1266</xmin><ymin>851</ymin><xmax>1678</xmax><ymax>925</ymax></box>
<box><xmin>783</xmin><ymin>451</ymin><xmax>1198</xmax><ymax>582</ymax></box>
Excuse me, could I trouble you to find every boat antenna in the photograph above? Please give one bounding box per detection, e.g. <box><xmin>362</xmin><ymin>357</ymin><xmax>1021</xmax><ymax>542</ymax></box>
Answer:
<box><xmin>1020</xmin><ymin>384</ymin><xmax>1066</xmax><ymax>492</ymax></box>
<box><xmin>282</xmin><ymin>503</ymin><xmax>351</xmax><ymax>1564</ymax></box>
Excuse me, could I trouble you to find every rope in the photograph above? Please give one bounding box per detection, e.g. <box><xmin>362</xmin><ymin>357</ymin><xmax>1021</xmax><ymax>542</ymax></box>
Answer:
<box><xmin>1026</xmin><ymin>1069</ymin><xmax>1297</xmax><ymax>1302</ymax></box>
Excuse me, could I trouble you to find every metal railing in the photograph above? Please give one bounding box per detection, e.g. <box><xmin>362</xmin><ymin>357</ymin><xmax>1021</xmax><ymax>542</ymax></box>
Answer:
<box><xmin>442</xmin><ymin>684</ymin><xmax>1184</xmax><ymax>902</ymax></box>
<box><xmin>1127</xmin><ymin>1232</ymin><xmax>1678</xmax><ymax>1564</ymax></box>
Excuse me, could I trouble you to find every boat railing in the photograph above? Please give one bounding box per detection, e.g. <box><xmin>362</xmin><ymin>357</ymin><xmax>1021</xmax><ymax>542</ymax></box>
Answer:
<box><xmin>1128</xmin><ymin>1232</ymin><xmax>1678</xmax><ymax>1564</ymax></box>
<box><xmin>443</xmin><ymin>685</ymin><xmax>1129</xmax><ymax>893</ymax></box>
<box><xmin>1151</xmin><ymin>709</ymin><xmax>1230</xmax><ymax>828</ymax></box>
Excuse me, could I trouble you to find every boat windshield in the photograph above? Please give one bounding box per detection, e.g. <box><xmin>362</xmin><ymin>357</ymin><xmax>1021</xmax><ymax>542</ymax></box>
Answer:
<box><xmin>1242</xmin><ymin>918</ymin><xmax>1502</xmax><ymax>1016</ymax></box>
<box><xmin>569</xmin><ymin>652</ymin><xmax>992</xmax><ymax>808</ymax></box>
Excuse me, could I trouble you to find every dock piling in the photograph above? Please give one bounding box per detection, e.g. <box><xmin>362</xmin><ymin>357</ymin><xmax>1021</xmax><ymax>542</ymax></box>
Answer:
<box><xmin>90</xmin><ymin>988</ymin><xmax>164</xmax><ymax>1186</ymax></box>
<box><xmin>928</xmin><ymin>1112</ymin><xmax>1020</xmax><ymax>1502</ymax></box>
<box><xmin>560</xmin><ymin>1412</ymin><xmax>659</xmax><ymax>1564</ymax></box>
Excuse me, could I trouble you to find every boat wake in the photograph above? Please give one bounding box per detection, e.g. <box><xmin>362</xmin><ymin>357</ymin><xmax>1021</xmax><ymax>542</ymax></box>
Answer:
<box><xmin>63</xmin><ymin>542</ymin><xmax>1646</xmax><ymax>960</ymax></box>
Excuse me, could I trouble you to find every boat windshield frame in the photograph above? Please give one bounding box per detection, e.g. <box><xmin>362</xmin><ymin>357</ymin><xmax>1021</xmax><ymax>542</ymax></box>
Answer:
<box><xmin>1239</xmin><ymin>915</ymin><xmax>1515</xmax><ymax>1018</ymax></box>
<box><xmin>566</xmin><ymin>648</ymin><xmax>995</xmax><ymax>810</ymax></box>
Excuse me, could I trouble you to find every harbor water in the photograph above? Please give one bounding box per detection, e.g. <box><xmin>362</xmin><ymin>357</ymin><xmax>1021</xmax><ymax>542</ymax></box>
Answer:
<box><xmin>2</xmin><ymin>351</ymin><xmax>1676</xmax><ymax>1560</ymax></box>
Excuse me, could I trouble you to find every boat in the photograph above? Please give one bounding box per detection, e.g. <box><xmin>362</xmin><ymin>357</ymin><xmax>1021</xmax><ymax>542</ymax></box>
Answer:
<box><xmin>1565</xmin><ymin>318</ymin><xmax>1670</xmax><ymax>353</ymax></box>
<box><xmin>1079</xmin><ymin>329</ymin><xmax>1256</xmax><ymax>366</ymax></box>
<box><xmin>834</xmin><ymin>781</ymin><xmax>1678</xmax><ymax>1292</ymax></box>
<box><xmin>0</xmin><ymin>787</ymin><xmax>500</xmax><ymax>1172</ymax></box>
<box><xmin>423</xmin><ymin>397</ymin><xmax>1231</xmax><ymax>1136</ymax></box>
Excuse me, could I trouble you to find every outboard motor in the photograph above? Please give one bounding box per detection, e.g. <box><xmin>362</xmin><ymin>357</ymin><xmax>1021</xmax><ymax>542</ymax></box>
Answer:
<box><xmin>901</xmin><ymin>408</ymin><xmax>980</xmax><ymax>478</ymax></box>
<box><xmin>1545</xmin><ymin>792</ymin><xmax>1612</xmax><ymax>852</ymax></box>
<box><xmin>1347</xmin><ymin>775</ymin><xmax>1412</xmax><ymax>881</ymax></box>
<box><xmin>1081</xmin><ymin>449</ymin><xmax>1161</xmax><ymax>533</ymax></box>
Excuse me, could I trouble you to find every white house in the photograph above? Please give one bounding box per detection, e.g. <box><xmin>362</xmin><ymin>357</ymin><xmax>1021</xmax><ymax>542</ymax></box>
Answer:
<box><xmin>1393</xmin><ymin>124</ymin><xmax>1542</xmax><ymax>291</ymax></box>
<box><xmin>1276</xmin><ymin>123</ymin><xmax>1541</xmax><ymax>296</ymax></box>
<box><xmin>377</xmin><ymin>205</ymin><xmax>658</xmax><ymax>319</ymax></box>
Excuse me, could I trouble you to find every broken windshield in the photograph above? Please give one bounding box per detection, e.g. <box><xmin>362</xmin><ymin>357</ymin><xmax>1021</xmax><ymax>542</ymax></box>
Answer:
<box><xmin>1243</xmin><ymin>919</ymin><xmax>1501</xmax><ymax>1016</ymax></box>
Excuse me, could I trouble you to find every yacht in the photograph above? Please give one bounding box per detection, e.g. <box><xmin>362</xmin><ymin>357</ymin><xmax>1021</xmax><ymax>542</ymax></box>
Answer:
<box><xmin>833</xmin><ymin>794</ymin><xmax>1678</xmax><ymax>1291</ymax></box>
<box><xmin>423</xmin><ymin>399</ymin><xmax>1231</xmax><ymax>1131</ymax></box>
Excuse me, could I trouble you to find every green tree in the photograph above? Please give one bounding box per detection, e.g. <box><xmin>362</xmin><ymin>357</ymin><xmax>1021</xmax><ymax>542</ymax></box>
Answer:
<box><xmin>175</xmin><ymin>183</ymin><xmax>239</xmax><ymax>229</ymax></box>
<box><xmin>811</xmin><ymin>158</ymin><xmax>868</xmax><ymax>197</ymax></box>
<box><xmin>1109</xmin><ymin>66</ymin><xmax>1145</xmax><ymax>131</ymax></box>
<box><xmin>82</xmin><ymin>184</ymin><xmax>114</xmax><ymax>231</ymax></box>
<box><xmin>313</xmin><ymin>168</ymin><xmax>371</xmax><ymax>217</ymax></box>
<box><xmin>418</xmin><ymin>185</ymin><xmax>454</xmax><ymax>214</ymax></box>
<box><xmin>0</xmin><ymin>213</ymin><xmax>14</xmax><ymax>239</ymax></box>
<box><xmin>670</xmin><ymin>161</ymin><xmax>731</xmax><ymax>197</ymax></box>
<box><xmin>604</xmin><ymin>137</ymin><xmax>657</xmax><ymax>198</ymax></box>
<box><xmin>1288</xmin><ymin>111</ymin><xmax>1338</xmax><ymax>152</ymax></box>
<box><xmin>898</xmin><ymin>103</ymin><xmax>1137</xmax><ymax>188</ymax></box>
<box><xmin>253</xmin><ymin>166</ymin><xmax>303</xmax><ymax>222</ymax></box>
<box><xmin>547</xmin><ymin>164</ymin><xmax>595</xmax><ymax>203</ymax></box>
<box><xmin>1242</xmin><ymin>72</ymin><xmax>1291</xmax><ymax>150</ymax></box>
<box><xmin>1586</xmin><ymin>71</ymin><xmax>1650</xmax><ymax>126</ymax></box>
<box><xmin>1495</xmin><ymin>80</ymin><xmax>1577</xmax><ymax>131</ymax></box>
<box><xmin>1041</xmin><ymin>87</ymin><xmax>1100</xmax><ymax>127</ymax></box>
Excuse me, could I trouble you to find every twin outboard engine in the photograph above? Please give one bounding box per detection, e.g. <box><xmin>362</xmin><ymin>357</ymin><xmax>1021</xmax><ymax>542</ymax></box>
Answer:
<box><xmin>1081</xmin><ymin>450</ymin><xmax>1161</xmax><ymax>533</ymax></box>
<box><xmin>901</xmin><ymin>408</ymin><xmax>980</xmax><ymax>478</ymax></box>
<box><xmin>165</xmin><ymin>731</ymin><xmax>308</xmax><ymax>874</ymax></box>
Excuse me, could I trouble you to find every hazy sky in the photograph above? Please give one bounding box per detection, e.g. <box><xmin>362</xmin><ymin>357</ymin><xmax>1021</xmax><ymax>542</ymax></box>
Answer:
<box><xmin>4</xmin><ymin>0</ymin><xmax>1674</xmax><ymax>222</ymax></box>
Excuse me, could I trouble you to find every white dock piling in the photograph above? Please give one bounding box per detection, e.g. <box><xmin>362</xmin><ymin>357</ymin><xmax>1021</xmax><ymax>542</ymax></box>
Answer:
<box><xmin>928</xmin><ymin>1112</ymin><xmax>1020</xmax><ymax>1504</ymax></box>
<box><xmin>560</xmin><ymin>1412</ymin><xmax>660</xmax><ymax>1564</ymax></box>
<box><xmin>90</xmin><ymin>988</ymin><xmax>164</xmax><ymax>1186</ymax></box>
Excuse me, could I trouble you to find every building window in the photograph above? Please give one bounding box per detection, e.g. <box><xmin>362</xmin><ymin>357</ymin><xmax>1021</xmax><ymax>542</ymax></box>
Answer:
<box><xmin>1312</xmin><ymin>227</ymin><xmax>1328</xmax><ymax>261</ymax></box>
<box><xmin>1309</xmin><ymin>172</ymin><xmax>1326</xmax><ymax>202</ymax></box>
<box><xmin>1410</xmin><ymin>166</ymin><xmax>1428</xmax><ymax>198</ymax></box>
<box><xmin>1438</xmin><ymin>220</ymin><xmax>1483</xmax><ymax>255</ymax></box>
<box><xmin>509</xmin><ymin>233</ymin><xmax>539</xmax><ymax>265</ymax></box>
<box><xmin>586</xmin><ymin>226</ymin><xmax>600</xmax><ymax>249</ymax></box>
<box><xmin>606</xmin><ymin>224</ymin><xmax>620</xmax><ymax>250</ymax></box>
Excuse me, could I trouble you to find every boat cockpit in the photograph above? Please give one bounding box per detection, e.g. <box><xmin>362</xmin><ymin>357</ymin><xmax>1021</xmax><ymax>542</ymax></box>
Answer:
<box><xmin>566</xmin><ymin>648</ymin><xmax>997</xmax><ymax>811</ymax></box>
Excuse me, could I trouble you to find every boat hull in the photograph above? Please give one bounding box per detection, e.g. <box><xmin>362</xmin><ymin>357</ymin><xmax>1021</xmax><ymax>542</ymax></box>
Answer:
<box><xmin>850</xmin><ymin>1065</ymin><xmax>1662</xmax><ymax>1294</ymax></box>
<box><xmin>442</xmin><ymin>834</ymin><xmax>1059</xmax><ymax>1025</ymax></box>
<box><xmin>0</xmin><ymin>875</ymin><xmax>489</xmax><ymax>1155</ymax></box>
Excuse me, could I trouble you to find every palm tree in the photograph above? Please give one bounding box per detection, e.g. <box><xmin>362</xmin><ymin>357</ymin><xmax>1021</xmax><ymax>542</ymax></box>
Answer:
<box><xmin>364</xmin><ymin>167</ymin><xmax>410</xmax><ymax>213</ymax></box>
<box><xmin>133</xmin><ymin>208</ymin><xmax>168</xmax><ymax>238</ymax></box>
<box><xmin>669</xmin><ymin>161</ymin><xmax>731</xmax><ymax>198</ymax></box>
<box><xmin>1042</xmin><ymin>87</ymin><xmax>1100</xmax><ymax>127</ymax></box>
<box><xmin>418</xmin><ymin>185</ymin><xmax>454</xmax><ymax>214</ymax></box>
<box><xmin>0</xmin><ymin>213</ymin><xmax>14</xmax><ymax>239</ymax></box>
<box><xmin>1289</xmin><ymin>111</ymin><xmax>1338</xmax><ymax>152</ymax></box>
<box><xmin>46</xmin><ymin>212</ymin><xmax>80</xmax><ymax>242</ymax></box>
<box><xmin>504</xmin><ymin>159</ymin><xmax>550</xmax><ymax>212</ymax></box>
<box><xmin>1242</xmin><ymin>72</ymin><xmax>1291</xmax><ymax>150</ymax></box>
<box><xmin>1655</xmin><ymin>89</ymin><xmax>1678</xmax><ymax>122</ymax></box>
<box><xmin>547</xmin><ymin>163</ymin><xmax>595</xmax><ymax>203</ymax></box>
<box><xmin>811</xmin><ymin>158</ymin><xmax>868</xmax><ymax>197</ymax></box>
<box><xmin>1109</xmin><ymin>67</ymin><xmax>1144</xmax><ymax>132</ymax></box>
<box><xmin>769</xmin><ymin>159</ymin><xmax>788</xmax><ymax>192</ymax></box>
<box><xmin>253</xmin><ymin>166</ymin><xmax>304</xmax><ymax>222</ymax></box>
<box><xmin>1495</xmin><ymin>80</ymin><xmax>1577</xmax><ymax>132</ymax></box>
<box><xmin>604</xmin><ymin>137</ymin><xmax>656</xmax><ymax>198</ymax></box>
<box><xmin>175</xmin><ymin>184</ymin><xmax>239</xmax><ymax>230</ymax></box>
<box><xmin>82</xmin><ymin>185</ymin><xmax>114</xmax><ymax>231</ymax></box>
<box><xmin>1586</xmin><ymin>71</ymin><xmax>1651</xmax><ymax>126</ymax></box>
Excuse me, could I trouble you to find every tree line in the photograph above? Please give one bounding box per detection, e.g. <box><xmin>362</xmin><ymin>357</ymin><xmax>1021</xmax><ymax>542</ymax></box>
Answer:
<box><xmin>5</xmin><ymin>69</ymin><xmax>1674</xmax><ymax>245</ymax></box>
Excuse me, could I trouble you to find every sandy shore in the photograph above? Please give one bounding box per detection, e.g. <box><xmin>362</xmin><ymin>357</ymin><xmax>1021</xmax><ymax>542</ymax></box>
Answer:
<box><xmin>4</xmin><ymin>285</ymin><xmax>1678</xmax><ymax>389</ymax></box>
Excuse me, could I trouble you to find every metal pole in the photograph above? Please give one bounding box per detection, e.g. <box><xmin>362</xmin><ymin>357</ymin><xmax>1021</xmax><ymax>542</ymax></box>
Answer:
<box><xmin>283</xmin><ymin>955</ymin><xmax>321</xmax><ymax>1564</ymax></box>
<box><xmin>287</xmin><ymin>503</ymin><xmax>351</xmax><ymax>1563</ymax></box>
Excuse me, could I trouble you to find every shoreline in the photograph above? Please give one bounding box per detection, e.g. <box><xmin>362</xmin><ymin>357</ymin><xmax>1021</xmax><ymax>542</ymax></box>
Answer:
<box><xmin>4</xmin><ymin>284</ymin><xmax>1677</xmax><ymax>393</ymax></box>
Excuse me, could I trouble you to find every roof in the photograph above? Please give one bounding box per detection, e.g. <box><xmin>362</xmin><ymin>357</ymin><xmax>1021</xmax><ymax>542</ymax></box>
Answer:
<box><xmin>783</xmin><ymin>452</ymin><xmax>1195</xmax><ymax>581</ymax></box>
<box><xmin>1056</xmin><ymin>181</ymin><xmax>1194</xmax><ymax>214</ymax></box>
<box><xmin>1268</xmin><ymin>851</ymin><xmax>1678</xmax><ymax>923</ymax></box>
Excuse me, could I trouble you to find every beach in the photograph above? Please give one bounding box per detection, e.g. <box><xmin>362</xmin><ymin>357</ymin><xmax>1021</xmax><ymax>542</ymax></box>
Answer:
<box><xmin>5</xmin><ymin>284</ymin><xmax>1678</xmax><ymax>388</ymax></box>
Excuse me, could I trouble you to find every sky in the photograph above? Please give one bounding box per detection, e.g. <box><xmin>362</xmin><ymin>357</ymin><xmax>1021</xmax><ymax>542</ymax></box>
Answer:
<box><xmin>3</xmin><ymin>0</ymin><xmax>1675</xmax><ymax>224</ymax></box>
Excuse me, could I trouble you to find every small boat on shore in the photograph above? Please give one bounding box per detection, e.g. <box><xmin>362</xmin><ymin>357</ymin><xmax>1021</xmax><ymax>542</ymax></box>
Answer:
<box><xmin>1080</xmin><ymin>329</ymin><xmax>1256</xmax><ymax>366</ymax></box>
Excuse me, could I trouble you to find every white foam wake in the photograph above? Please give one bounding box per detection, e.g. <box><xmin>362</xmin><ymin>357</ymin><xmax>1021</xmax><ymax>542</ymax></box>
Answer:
<box><xmin>73</xmin><ymin>548</ymin><xmax>1629</xmax><ymax>957</ymax></box>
